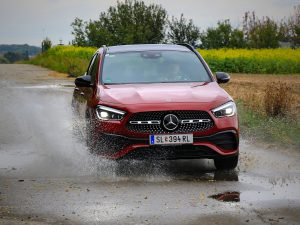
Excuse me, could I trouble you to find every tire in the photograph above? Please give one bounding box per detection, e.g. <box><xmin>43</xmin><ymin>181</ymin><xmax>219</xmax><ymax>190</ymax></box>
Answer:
<box><xmin>85</xmin><ymin>117</ymin><xmax>105</xmax><ymax>155</ymax></box>
<box><xmin>214</xmin><ymin>155</ymin><xmax>238</xmax><ymax>170</ymax></box>
<box><xmin>85</xmin><ymin>113</ymin><xmax>98</xmax><ymax>153</ymax></box>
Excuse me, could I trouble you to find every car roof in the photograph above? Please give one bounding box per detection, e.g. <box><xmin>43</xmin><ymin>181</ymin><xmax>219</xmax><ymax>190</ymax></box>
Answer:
<box><xmin>102</xmin><ymin>44</ymin><xmax>191</xmax><ymax>54</ymax></box>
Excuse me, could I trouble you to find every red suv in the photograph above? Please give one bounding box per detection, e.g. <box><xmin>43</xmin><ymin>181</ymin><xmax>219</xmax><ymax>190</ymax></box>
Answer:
<box><xmin>72</xmin><ymin>44</ymin><xmax>239</xmax><ymax>170</ymax></box>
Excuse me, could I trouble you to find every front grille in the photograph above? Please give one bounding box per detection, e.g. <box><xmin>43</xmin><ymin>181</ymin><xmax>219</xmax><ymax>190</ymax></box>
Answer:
<box><xmin>126</xmin><ymin>110</ymin><xmax>214</xmax><ymax>133</ymax></box>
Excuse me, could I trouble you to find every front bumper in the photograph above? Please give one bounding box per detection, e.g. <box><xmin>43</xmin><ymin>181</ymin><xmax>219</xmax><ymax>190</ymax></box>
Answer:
<box><xmin>92</xmin><ymin>130</ymin><xmax>239</xmax><ymax>160</ymax></box>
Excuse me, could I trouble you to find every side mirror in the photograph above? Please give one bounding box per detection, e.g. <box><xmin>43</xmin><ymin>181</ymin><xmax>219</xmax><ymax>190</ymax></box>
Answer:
<box><xmin>75</xmin><ymin>75</ymin><xmax>92</xmax><ymax>87</ymax></box>
<box><xmin>216</xmin><ymin>72</ymin><xmax>230</xmax><ymax>84</ymax></box>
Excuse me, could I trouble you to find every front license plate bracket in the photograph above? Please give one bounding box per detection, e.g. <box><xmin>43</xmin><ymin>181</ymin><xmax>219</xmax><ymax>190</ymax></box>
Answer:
<box><xmin>149</xmin><ymin>134</ymin><xmax>193</xmax><ymax>145</ymax></box>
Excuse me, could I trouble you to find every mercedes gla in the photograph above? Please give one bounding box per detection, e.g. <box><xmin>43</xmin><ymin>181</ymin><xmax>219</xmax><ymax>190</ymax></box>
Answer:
<box><xmin>72</xmin><ymin>44</ymin><xmax>239</xmax><ymax>170</ymax></box>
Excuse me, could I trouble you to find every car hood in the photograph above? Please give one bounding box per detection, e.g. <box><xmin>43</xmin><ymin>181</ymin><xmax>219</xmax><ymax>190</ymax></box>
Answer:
<box><xmin>99</xmin><ymin>82</ymin><xmax>230</xmax><ymax>105</ymax></box>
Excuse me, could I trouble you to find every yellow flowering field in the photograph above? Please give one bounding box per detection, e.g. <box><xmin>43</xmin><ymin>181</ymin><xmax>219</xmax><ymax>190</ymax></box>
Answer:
<box><xmin>199</xmin><ymin>48</ymin><xmax>300</xmax><ymax>74</ymax></box>
<box><xmin>28</xmin><ymin>46</ymin><xmax>300</xmax><ymax>76</ymax></box>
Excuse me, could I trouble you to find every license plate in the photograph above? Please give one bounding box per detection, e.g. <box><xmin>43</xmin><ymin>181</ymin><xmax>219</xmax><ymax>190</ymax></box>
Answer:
<box><xmin>149</xmin><ymin>134</ymin><xmax>193</xmax><ymax>145</ymax></box>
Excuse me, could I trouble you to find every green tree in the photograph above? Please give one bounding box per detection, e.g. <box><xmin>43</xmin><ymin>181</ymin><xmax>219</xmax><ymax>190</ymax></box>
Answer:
<box><xmin>0</xmin><ymin>44</ymin><xmax>41</xmax><ymax>56</ymax></box>
<box><xmin>42</xmin><ymin>37</ymin><xmax>52</xmax><ymax>52</ymax></box>
<box><xmin>0</xmin><ymin>56</ymin><xmax>9</xmax><ymax>64</ymax></box>
<box><xmin>71</xmin><ymin>18</ymin><xmax>88</xmax><ymax>46</ymax></box>
<box><xmin>289</xmin><ymin>5</ymin><xmax>300</xmax><ymax>47</ymax></box>
<box><xmin>167</xmin><ymin>14</ymin><xmax>200</xmax><ymax>46</ymax></box>
<box><xmin>71</xmin><ymin>0</ymin><xmax>167</xmax><ymax>47</ymax></box>
<box><xmin>200</xmin><ymin>20</ymin><xmax>246</xmax><ymax>49</ymax></box>
<box><xmin>277</xmin><ymin>20</ymin><xmax>290</xmax><ymax>42</ymax></box>
<box><xmin>3</xmin><ymin>51</ymin><xmax>27</xmax><ymax>63</ymax></box>
<box><xmin>230</xmin><ymin>28</ymin><xmax>246</xmax><ymax>48</ymax></box>
<box><xmin>243</xmin><ymin>12</ymin><xmax>281</xmax><ymax>48</ymax></box>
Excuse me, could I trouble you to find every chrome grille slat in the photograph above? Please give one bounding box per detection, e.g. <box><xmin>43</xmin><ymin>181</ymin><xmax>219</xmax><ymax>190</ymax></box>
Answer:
<box><xmin>181</xmin><ymin>119</ymin><xmax>211</xmax><ymax>124</ymax></box>
<box><xmin>129</xmin><ymin>120</ymin><xmax>161</xmax><ymax>125</ymax></box>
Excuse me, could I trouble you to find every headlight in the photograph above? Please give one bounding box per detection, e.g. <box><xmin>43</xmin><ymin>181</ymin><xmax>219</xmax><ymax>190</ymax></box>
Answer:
<box><xmin>212</xmin><ymin>101</ymin><xmax>236</xmax><ymax>118</ymax></box>
<box><xmin>96</xmin><ymin>105</ymin><xmax>126</xmax><ymax>120</ymax></box>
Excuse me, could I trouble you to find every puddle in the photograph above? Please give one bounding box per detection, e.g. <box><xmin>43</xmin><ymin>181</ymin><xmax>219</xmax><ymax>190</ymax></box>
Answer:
<box><xmin>13</xmin><ymin>84</ymin><xmax>61</xmax><ymax>89</ymax></box>
<box><xmin>209</xmin><ymin>191</ymin><xmax>240</xmax><ymax>202</ymax></box>
<box><xmin>11</xmin><ymin>84</ymin><xmax>74</xmax><ymax>89</ymax></box>
<box><xmin>60</xmin><ymin>84</ymin><xmax>75</xmax><ymax>88</ymax></box>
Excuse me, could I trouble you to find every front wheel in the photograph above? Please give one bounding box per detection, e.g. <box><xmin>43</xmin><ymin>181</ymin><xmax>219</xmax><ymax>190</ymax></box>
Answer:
<box><xmin>214</xmin><ymin>155</ymin><xmax>238</xmax><ymax>170</ymax></box>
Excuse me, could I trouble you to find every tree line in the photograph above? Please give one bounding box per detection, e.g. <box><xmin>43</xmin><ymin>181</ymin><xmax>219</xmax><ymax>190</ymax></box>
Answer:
<box><xmin>0</xmin><ymin>44</ymin><xmax>41</xmax><ymax>63</ymax></box>
<box><xmin>69</xmin><ymin>0</ymin><xmax>299</xmax><ymax>49</ymax></box>
<box><xmin>0</xmin><ymin>51</ymin><xmax>29</xmax><ymax>63</ymax></box>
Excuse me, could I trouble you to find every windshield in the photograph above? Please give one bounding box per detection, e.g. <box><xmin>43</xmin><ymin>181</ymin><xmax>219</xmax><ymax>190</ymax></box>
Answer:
<box><xmin>101</xmin><ymin>50</ymin><xmax>211</xmax><ymax>84</ymax></box>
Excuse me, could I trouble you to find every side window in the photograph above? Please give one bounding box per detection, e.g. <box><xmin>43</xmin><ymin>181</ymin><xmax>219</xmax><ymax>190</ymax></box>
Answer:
<box><xmin>87</xmin><ymin>54</ymin><xmax>96</xmax><ymax>75</ymax></box>
<box><xmin>91</xmin><ymin>54</ymin><xmax>100</xmax><ymax>84</ymax></box>
<box><xmin>87</xmin><ymin>54</ymin><xmax>100</xmax><ymax>85</ymax></box>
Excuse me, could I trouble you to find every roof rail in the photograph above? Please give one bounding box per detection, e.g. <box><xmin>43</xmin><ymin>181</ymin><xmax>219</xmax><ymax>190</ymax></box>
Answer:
<box><xmin>102</xmin><ymin>45</ymin><xmax>108</xmax><ymax>54</ymax></box>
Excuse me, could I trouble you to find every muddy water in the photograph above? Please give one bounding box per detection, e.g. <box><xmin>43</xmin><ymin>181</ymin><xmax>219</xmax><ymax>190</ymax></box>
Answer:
<box><xmin>0</xmin><ymin>64</ymin><xmax>299</xmax><ymax>225</ymax></box>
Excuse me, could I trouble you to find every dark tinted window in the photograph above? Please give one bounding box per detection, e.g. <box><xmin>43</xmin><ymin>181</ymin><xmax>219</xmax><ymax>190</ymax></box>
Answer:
<box><xmin>102</xmin><ymin>51</ymin><xmax>211</xmax><ymax>84</ymax></box>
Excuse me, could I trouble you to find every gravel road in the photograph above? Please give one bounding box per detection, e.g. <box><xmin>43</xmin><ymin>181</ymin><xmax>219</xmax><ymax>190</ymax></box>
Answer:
<box><xmin>0</xmin><ymin>64</ymin><xmax>299</xmax><ymax>225</ymax></box>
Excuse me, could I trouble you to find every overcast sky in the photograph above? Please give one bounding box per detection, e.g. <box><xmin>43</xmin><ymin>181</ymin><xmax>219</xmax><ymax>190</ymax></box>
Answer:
<box><xmin>0</xmin><ymin>0</ymin><xmax>299</xmax><ymax>46</ymax></box>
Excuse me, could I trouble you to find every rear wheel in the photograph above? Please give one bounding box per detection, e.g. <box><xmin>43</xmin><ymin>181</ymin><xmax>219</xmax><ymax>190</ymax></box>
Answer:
<box><xmin>214</xmin><ymin>155</ymin><xmax>238</xmax><ymax>170</ymax></box>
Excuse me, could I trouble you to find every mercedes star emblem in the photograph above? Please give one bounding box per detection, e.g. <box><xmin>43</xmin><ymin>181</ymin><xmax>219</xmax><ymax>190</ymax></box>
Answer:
<box><xmin>163</xmin><ymin>114</ymin><xmax>179</xmax><ymax>131</ymax></box>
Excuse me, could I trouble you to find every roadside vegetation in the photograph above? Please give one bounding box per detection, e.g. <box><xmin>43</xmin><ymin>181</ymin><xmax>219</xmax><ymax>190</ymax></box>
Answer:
<box><xmin>222</xmin><ymin>75</ymin><xmax>300</xmax><ymax>150</ymax></box>
<box><xmin>28</xmin><ymin>46</ymin><xmax>300</xmax><ymax>76</ymax></box>
<box><xmin>0</xmin><ymin>44</ymin><xmax>41</xmax><ymax>63</ymax></box>
<box><xmin>200</xmin><ymin>48</ymin><xmax>300</xmax><ymax>74</ymax></box>
<box><xmin>1</xmin><ymin>51</ymin><xmax>29</xmax><ymax>63</ymax></box>
<box><xmin>28</xmin><ymin>46</ymin><xmax>95</xmax><ymax>76</ymax></box>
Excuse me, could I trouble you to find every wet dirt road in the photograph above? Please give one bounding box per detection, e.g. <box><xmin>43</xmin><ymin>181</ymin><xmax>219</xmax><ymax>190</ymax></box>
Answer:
<box><xmin>0</xmin><ymin>64</ymin><xmax>299</xmax><ymax>225</ymax></box>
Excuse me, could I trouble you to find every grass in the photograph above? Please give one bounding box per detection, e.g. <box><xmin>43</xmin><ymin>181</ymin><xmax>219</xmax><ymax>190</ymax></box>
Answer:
<box><xmin>237</xmin><ymin>102</ymin><xmax>300</xmax><ymax>149</ymax></box>
<box><xmin>222</xmin><ymin>74</ymin><xmax>300</xmax><ymax>116</ymax></box>
<box><xmin>27</xmin><ymin>46</ymin><xmax>96</xmax><ymax>77</ymax></box>
<box><xmin>223</xmin><ymin>74</ymin><xmax>300</xmax><ymax>150</ymax></box>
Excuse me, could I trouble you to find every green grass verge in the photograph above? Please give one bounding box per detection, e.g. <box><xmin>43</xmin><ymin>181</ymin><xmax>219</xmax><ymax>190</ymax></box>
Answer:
<box><xmin>27</xmin><ymin>46</ymin><xmax>96</xmax><ymax>77</ymax></box>
<box><xmin>237</xmin><ymin>101</ymin><xmax>300</xmax><ymax>150</ymax></box>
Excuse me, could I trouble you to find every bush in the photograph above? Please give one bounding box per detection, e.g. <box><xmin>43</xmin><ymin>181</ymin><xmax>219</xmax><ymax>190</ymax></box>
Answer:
<box><xmin>264</xmin><ymin>82</ymin><xmax>293</xmax><ymax>117</ymax></box>
<box><xmin>0</xmin><ymin>56</ymin><xmax>9</xmax><ymax>64</ymax></box>
<box><xmin>28</xmin><ymin>46</ymin><xmax>96</xmax><ymax>77</ymax></box>
<box><xmin>3</xmin><ymin>51</ymin><xmax>29</xmax><ymax>63</ymax></box>
<box><xmin>42</xmin><ymin>38</ymin><xmax>52</xmax><ymax>52</ymax></box>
